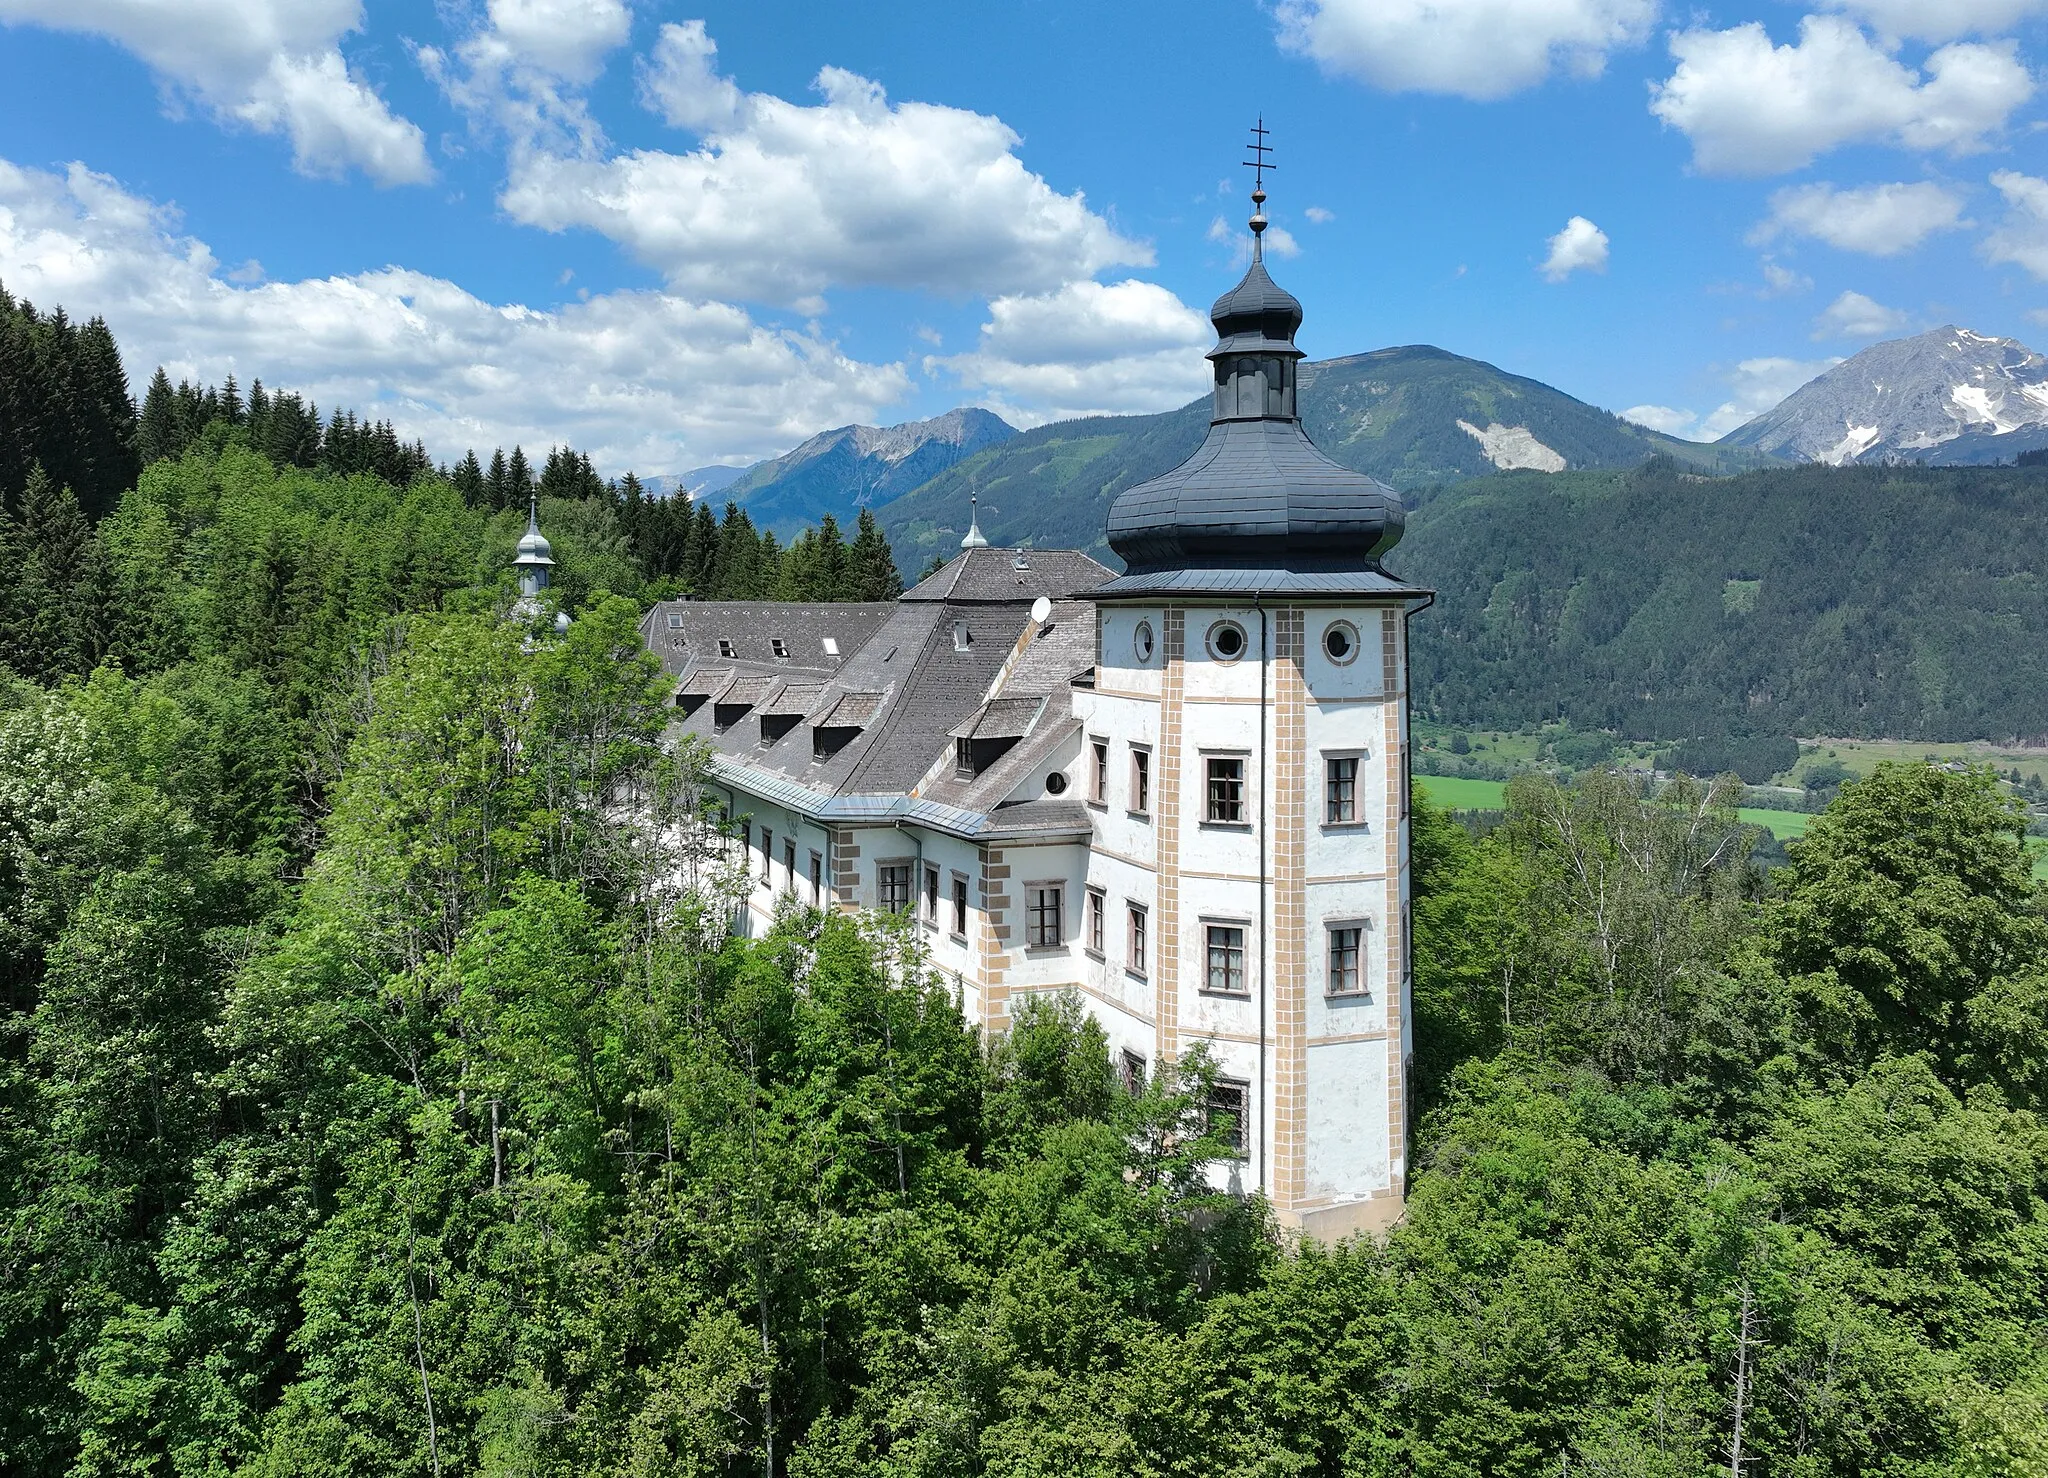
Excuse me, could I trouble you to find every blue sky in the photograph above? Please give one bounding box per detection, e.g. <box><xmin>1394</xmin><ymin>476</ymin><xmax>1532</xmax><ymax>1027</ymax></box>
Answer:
<box><xmin>1</xmin><ymin>0</ymin><xmax>2045</xmax><ymax>475</ymax></box>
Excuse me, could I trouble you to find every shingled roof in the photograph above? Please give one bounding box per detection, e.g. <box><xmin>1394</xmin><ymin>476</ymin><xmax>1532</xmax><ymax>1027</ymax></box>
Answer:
<box><xmin>901</xmin><ymin>546</ymin><xmax>1113</xmax><ymax>604</ymax></box>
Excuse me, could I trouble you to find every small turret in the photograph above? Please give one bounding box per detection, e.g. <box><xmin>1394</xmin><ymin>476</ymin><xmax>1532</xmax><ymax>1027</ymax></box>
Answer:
<box><xmin>960</xmin><ymin>494</ymin><xmax>990</xmax><ymax>549</ymax></box>
<box><xmin>513</xmin><ymin>493</ymin><xmax>556</xmax><ymax>599</ymax></box>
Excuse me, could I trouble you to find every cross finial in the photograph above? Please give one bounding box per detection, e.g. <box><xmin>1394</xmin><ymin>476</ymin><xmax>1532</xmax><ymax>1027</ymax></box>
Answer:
<box><xmin>1243</xmin><ymin>116</ymin><xmax>1274</xmax><ymax>195</ymax></box>
<box><xmin>1242</xmin><ymin>116</ymin><xmax>1274</xmax><ymax>253</ymax></box>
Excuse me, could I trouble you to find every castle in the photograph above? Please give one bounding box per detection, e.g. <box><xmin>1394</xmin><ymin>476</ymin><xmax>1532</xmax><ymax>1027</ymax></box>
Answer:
<box><xmin>633</xmin><ymin>187</ymin><xmax>1429</xmax><ymax>1237</ymax></box>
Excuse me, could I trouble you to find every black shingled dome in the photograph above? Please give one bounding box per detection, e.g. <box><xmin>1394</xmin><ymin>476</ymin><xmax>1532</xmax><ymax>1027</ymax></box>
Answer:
<box><xmin>1102</xmin><ymin>225</ymin><xmax>1408</xmax><ymax>594</ymax></box>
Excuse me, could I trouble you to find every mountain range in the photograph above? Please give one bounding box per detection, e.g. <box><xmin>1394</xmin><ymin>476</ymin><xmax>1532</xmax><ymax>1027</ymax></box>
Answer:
<box><xmin>647</xmin><ymin>324</ymin><xmax>2048</xmax><ymax>568</ymax></box>
<box><xmin>874</xmin><ymin>345</ymin><xmax>1773</xmax><ymax>564</ymax></box>
<box><xmin>719</xmin><ymin>407</ymin><xmax>1015</xmax><ymax>538</ymax></box>
<box><xmin>1721</xmin><ymin>327</ymin><xmax>2048</xmax><ymax>465</ymax></box>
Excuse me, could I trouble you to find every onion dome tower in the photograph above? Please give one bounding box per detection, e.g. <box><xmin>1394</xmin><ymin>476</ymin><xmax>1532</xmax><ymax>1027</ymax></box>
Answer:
<box><xmin>513</xmin><ymin>492</ymin><xmax>556</xmax><ymax>599</ymax></box>
<box><xmin>511</xmin><ymin>493</ymin><xmax>570</xmax><ymax>634</ymax></box>
<box><xmin>1099</xmin><ymin>151</ymin><xmax>1409</xmax><ymax>598</ymax></box>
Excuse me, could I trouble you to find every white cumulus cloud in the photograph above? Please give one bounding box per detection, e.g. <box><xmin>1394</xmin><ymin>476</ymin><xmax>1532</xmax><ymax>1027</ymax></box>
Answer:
<box><xmin>1822</xmin><ymin>0</ymin><xmax>2048</xmax><ymax>43</ymax></box>
<box><xmin>1699</xmin><ymin>356</ymin><xmax>1842</xmax><ymax>438</ymax></box>
<box><xmin>1753</xmin><ymin>180</ymin><xmax>1969</xmax><ymax>255</ymax></box>
<box><xmin>935</xmin><ymin>279</ymin><xmax>1212</xmax><ymax>427</ymax></box>
<box><xmin>502</xmin><ymin>41</ymin><xmax>1149</xmax><ymax>311</ymax></box>
<box><xmin>1541</xmin><ymin>216</ymin><xmax>1609</xmax><ymax>280</ymax></box>
<box><xmin>1619</xmin><ymin>404</ymin><xmax>1700</xmax><ymax>436</ymax></box>
<box><xmin>1649</xmin><ymin>16</ymin><xmax>2032</xmax><ymax>176</ymax></box>
<box><xmin>0</xmin><ymin>0</ymin><xmax>430</xmax><ymax>185</ymax></box>
<box><xmin>417</xmin><ymin>0</ymin><xmax>632</xmax><ymax>157</ymax></box>
<box><xmin>0</xmin><ymin>156</ymin><xmax>910</xmax><ymax>472</ymax></box>
<box><xmin>1986</xmin><ymin>170</ymin><xmax>2048</xmax><ymax>279</ymax></box>
<box><xmin>1274</xmin><ymin>0</ymin><xmax>1657</xmax><ymax>101</ymax></box>
<box><xmin>1813</xmin><ymin>289</ymin><xmax>1910</xmax><ymax>339</ymax></box>
<box><xmin>637</xmin><ymin>19</ymin><xmax>741</xmax><ymax>133</ymax></box>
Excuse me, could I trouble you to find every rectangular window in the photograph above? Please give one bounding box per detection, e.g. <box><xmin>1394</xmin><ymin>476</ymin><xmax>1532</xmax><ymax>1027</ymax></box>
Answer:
<box><xmin>1205</xmin><ymin>755</ymin><xmax>1245</xmax><ymax>823</ymax></box>
<box><xmin>718</xmin><ymin>638</ymin><xmax>736</xmax><ymax>658</ymax></box>
<box><xmin>1328</xmin><ymin>924</ymin><xmax>1364</xmax><ymax>995</ymax></box>
<box><xmin>1127</xmin><ymin>903</ymin><xmax>1147</xmax><ymax>975</ymax></box>
<box><xmin>1325</xmin><ymin>755</ymin><xmax>1358</xmax><ymax>824</ymax></box>
<box><xmin>1205</xmin><ymin>1078</ymin><xmax>1250</xmax><ymax>1157</ymax></box>
<box><xmin>1204</xmin><ymin>924</ymin><xmax>1247</xmax><ymax>995</ymax></box>
<box><xmin>923</xmin><ymin>864</ymin><xmax>940</xmax><ymax>925</ymax></box>
<box><xmin>771</xmin><ymin>638</ymin><xmax>789</xmax><ymax>658</ymax></box>
<box><xmin>954</xmin><ymin>736</ymin><xmax>975</xmax><ymax>778</ymax></box>
<box><xmin>1085</xmin><ymin>887</ymin><xmax>1106</xmax><ymax>955</ymax></box>
<box><xmin>1027</xmin><ymin>885</ymin><xmax>1063</xmax><ymax>948</ymax></box>
<box><xmin>1119</xmin><ymin>1049</ymin><xmax>1146</xmax><ymax>1096</ymax></box>
<box><xmin>1090</xmin><ymin>739</ymin><xmax>1110</xmax><ymax>804</ymax></box>
<box><xmin>809</xmin><ymin>850</ymin><xmax>824</xmax><ymax>905</ymax></box>
<box><xmin>1130</xmin><ymin>745</ymin><xmax>1151</xmax><ymax>814</ymax></box>
<box><xmin>951</xmin><ymin>874</ymin><xmax>969</xmax><ymax>938</ymax></box>
<box><xmin>784</xmin><ymin>839</ymin><xmax>797</xmax><ymax>889</ymax></box>
<box><xmin>666</xmin><ymin>612</ymin><xmax>683</xmax><ymax>629</ymax></box>
<box><xmin>760</xmin><ymin>828</ymin><xmax>773</xmax><ymax>882</ymax></box>
<box><xmin>878</xmin><ymin>863</ymin><xmax>911</xmax><ymax>914</ymax></box>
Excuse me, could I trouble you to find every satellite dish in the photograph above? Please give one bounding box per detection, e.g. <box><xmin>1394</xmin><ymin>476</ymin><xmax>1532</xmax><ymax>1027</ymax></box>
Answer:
<box><xmin>1029</xmin><ymin>595</ymin><xmax>1052</xmax><ymax>625</ymax></box>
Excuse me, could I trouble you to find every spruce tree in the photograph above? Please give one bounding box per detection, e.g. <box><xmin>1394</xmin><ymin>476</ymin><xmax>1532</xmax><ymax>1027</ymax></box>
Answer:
<box><xmin>20</xmin><ymin>465</ymin><xmax>90</xmax><ymax>678</ymax></box>
<box><xmin>486</xmin><ymin>449</ymin><xmax>509</xmax><ymax>510</ymax></box>
<box><xmin>848</xmin><ymin>507</ymin><xmax>903</xmax><ymax>601</ymax></box>
<box><xmin>454</xmin><ymin>451</ymin><xmax>486</xmax><ymax>508</ymax></box>
<box><xmin>508</xmin><ymin>446</ymin><xmax>534</xmax><ymax>509</ymax></box>
<box><xmin>137</xmin><ymin>368</ymin><xmax>181</xmax><ymax>467</ymax></box>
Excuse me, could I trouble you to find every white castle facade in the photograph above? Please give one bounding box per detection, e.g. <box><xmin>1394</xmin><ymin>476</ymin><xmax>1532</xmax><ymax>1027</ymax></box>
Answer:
<box><xmin>636</xmin><ymin>206</ymin><xmax>1429</xmax><ymax>1237</ymax></box>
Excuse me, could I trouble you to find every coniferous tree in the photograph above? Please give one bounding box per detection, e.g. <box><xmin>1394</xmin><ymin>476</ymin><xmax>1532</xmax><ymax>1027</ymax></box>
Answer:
<box><xmin>848</xmin><ymin>507</ymin><xmax>903</xmax><ymax>601</ymax></box>
<box><xmin>137</xmin><ymin>368</ymin><xmax>180</xmax><ymax>467</ymax></box>
<box><xmin>485</xmin><ymin>448</ymin><xmax>510</xmax><ymax>510</ymax></box>
<box><xmin>219</xmin><ymin>374</ymin><xmax>243</xmax><ymax>426</ymax></box>
<box><xmin>507</xmin><ymin>446</ymin><xmax>534</xmax><ymax>510</ymax></box>
<box><xmin>19</xmin><ymin>465</ymin><xmax>91</xmax><ymax>678</ymax></box>
<box><xmin>454</xmin><ymin>451</ymin><xmax>486</xmax><ymax>509</ymax></box>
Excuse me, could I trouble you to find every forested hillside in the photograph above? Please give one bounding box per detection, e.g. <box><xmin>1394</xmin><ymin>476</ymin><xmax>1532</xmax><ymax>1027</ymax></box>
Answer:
<box><xmin>1402</xmin><ymin>457</ymin><xmax>2048</xmax><ymax>743</ymax></box>
<box><xmin>9</xmin><ymin>291</ymin><xmax>2048</xmax><ymax>1475</ymax></box>
<box><xmin>878</xmin><ymin>346</ymin><xmax>1771</xmax><ymax>567</ymax></box>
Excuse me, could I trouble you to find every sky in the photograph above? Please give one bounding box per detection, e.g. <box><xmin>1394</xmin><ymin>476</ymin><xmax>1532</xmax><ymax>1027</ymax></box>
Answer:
<box><xmin>1</xmin><ymin>0</ymin><xmax>2045</xmax><ymax>476</ymax></box>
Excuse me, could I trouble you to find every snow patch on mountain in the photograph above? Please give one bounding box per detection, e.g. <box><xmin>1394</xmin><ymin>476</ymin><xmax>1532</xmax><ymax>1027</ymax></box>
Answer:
<box><xmin>1457</xmin><ymin>420</ymin><xmax>1567</xmax><ymax>473</ymax></box>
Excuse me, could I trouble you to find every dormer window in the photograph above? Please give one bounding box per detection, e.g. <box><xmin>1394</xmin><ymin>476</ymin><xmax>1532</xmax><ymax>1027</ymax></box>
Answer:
<box><xmin>954</xmin><ymin>737</ymin><xmax>975</xmax><ymax>778</ymax></box>
<box><xmin>719</xmin><ymin>639</ymin><xmax>737</xmax><ymax>658</ymax></box>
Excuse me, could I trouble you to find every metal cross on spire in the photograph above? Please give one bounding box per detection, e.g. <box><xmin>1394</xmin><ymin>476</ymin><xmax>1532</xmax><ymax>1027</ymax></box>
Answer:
<box><xmin>1242</xmin><ymin>116</ymin><xmax>1275</xmax><ymax>194</ymax></box>
<box><xmin>1242</xmin><ymin>116</ymin><xmax>1274</xmax><ymax>251</ymax></box>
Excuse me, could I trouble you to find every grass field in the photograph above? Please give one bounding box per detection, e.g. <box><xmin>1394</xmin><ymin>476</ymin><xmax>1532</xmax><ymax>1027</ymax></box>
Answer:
<box><xmin>1414</xmin><ymin>774</ymin><xmax>1814</xmax><ymax>840</ymax></box>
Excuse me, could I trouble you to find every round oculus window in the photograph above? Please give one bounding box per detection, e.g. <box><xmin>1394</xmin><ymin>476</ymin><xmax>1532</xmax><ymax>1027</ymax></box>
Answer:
<box><xmin>1044</xmin><ymin>770</ymin><xmax>1069</xmax><ymax>796</ymax></box>
<box><xmin>1133</xmin><ymin>620</ymin><xmax>1155</xmax><ymax>663</ymax></box>
<box><xmin>1207</xmin><ymin>620</ymin><xmax>1247</xmax><ymax>663</ymax></box>
<box><xmin>1323</xmin><ymin>620</ymin><xmax>1360</xmax><ymax>665</ymax></box>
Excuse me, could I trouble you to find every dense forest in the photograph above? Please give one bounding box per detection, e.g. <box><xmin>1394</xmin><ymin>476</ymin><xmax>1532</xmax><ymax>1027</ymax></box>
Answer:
<box><xmin>1402</xmin><ymin>456</ymin><xmax>2048</xmax><ymax>744</ymax></box>
<box><xmin>8</xmin><ymin>288</ymin><xmax>2048</xmax><ymax>1475</ymax></box>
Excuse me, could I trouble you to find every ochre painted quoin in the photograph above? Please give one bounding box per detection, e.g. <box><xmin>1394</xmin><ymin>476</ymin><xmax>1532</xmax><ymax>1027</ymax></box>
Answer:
<box><xmin>635</xmin><ymin>189</ymin><xmax>1431</xmax><ymax>1237</ymax></box>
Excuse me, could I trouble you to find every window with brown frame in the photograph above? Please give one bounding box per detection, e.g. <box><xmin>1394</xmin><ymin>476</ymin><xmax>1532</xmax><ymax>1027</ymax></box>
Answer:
<box><xmin>1204</xmin><ymin>924</ymin><xmax>1248</xmax><ymax>994</ymax></box>
<box><xmin>1205</xmin><ymin>755</ymin><xmax>1245</xmax><ymax>823</ymax></box>
<box><xmin>1327</xmin><ymin>924</ymin><xmax>1364</xmax><ymax>995</ymax></box>
<box><xmin>1324</xmin><ymin>754</ymin><xmax>1359</xmax><ymax>824</ymax></box>
<box><xmin>1026</xmin><ymin>885</ymin><xmax>1063</xmax><ymax>948</ymax></box>
<box><xmin>1130</xmin><ymin>745</ymin><xmax>1151</xmax><ymax>814</ymax></box>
